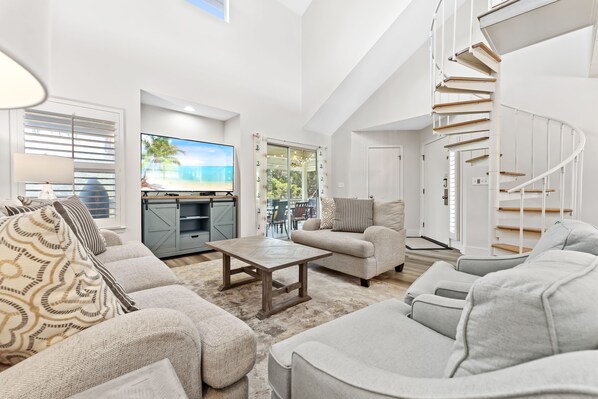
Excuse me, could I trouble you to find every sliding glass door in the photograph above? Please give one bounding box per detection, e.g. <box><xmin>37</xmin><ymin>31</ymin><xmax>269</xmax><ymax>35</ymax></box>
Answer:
<box><xmin>266</xmin><ymin>144</ymin><xmax>318</xmax><ymax>239</ymax></box>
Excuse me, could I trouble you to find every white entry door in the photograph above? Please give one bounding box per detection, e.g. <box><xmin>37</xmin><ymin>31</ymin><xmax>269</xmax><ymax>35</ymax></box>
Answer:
<box><xmin>423</xmin><ymin>138</ymin><xmax>450</xmax><ymax>245</ymax></box>
<box><xmin>367</xmin><ymin>146</ymin><xmax>402</xmax><ymax>201</ymax></box>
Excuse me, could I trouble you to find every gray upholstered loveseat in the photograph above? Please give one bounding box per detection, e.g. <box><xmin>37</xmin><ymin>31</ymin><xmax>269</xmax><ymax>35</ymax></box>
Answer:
<box><xmin>0</xmin><ymin>230</ymin><xmax>256</xmax><ymax>399</ymax></box>
<box><xmin>291</xmin><ymin>200</ymin><xmax>406</xmax><ymax>287</ymax></box>
<box><xmin>269</xmin><ymin>247</ymin><xmax>598</xmax><ymax>399</ymax></box>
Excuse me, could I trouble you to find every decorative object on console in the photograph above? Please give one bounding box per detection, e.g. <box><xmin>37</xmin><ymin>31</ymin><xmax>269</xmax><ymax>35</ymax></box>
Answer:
<box><xmin>332</xmin><ymin>197</ymin><xmax>374</xmax><ymax>233</ymax></box>
<box><xmin>319</xmin><ymin>197</ymin><xmax>335</xmax><ymax>229</ymax></box>
<box><xmin>13</xmin><ymin>153</ymin><xmax>74</xmax><ymax>199</ymax></box>
<box><xmin>0</xmin><ymin>207</ymin><xmax>123</xmax><ymax>366</ymax></box>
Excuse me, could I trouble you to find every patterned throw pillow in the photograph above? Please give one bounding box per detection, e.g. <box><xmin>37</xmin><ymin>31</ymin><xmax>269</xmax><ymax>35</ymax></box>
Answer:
<box><xmin>17</xmin><ymin>195</ymin><xmax>55</xmax><ymax>206</ymax></box>
<box><xmin>53</xmin><ymin>196</ymin><xmax>107</xmax><ymax>255</ymax></box>
<box><xmin>0</xmin><ymin>200</ymin><xmax>21</xmax><ymax>216</ymax></box>
<box><xmin>0</xmin><ymin>207</ymin><xmax>123</xmax><ymax>366</ymax></box>
<box><xmin>332</xmin><ymin>198</ymin><xmax>374</xmax><ymax>233</ymax></box>
<box><xmin>5</xmin><ymin>204</ymin><xmax>48</xmax><ymax>216</ymax></box>
<box><xmin>320</xmin><ymin>197</ymin><xmax>335</xmax><ymax>230</ymax></box>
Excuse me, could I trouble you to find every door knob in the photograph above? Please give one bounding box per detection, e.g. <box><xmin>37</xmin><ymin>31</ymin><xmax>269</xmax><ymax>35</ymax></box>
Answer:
<box><xmin>369</xmin><ymin>195</ymin><xmax>374</xmax><ymax>199</ymax></box>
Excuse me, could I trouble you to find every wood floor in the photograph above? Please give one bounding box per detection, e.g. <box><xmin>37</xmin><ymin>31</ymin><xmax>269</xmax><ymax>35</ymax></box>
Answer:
<box><xmin>163</xmin><ymin>248</ymin><xmax>462</xmax><ymax>291</ymax></box>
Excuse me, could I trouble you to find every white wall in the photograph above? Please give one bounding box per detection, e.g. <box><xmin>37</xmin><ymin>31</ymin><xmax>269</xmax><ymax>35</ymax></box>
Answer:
<box><xmin>140</xmin><ymin>104</ymin><xmax>225</xmax><ymax>144</ymax></box>
<box><xmin>331</xmin><ymin>44</ymin><xmax>430</xmax><ymax>199</ymax></box>
<box><xmin>350</xmin><ymin>130</ymin><xmax>422</xmax><ymax>235</ymax></box>
<box><xmin>301</xmin><ymin>0</ymin><xmax>413</xmax><ymax>124</ymax></box>
<box><xmin>0</xmin><ymin>0</ymin><xmax>330</xmax><ymax>240</ymax></box>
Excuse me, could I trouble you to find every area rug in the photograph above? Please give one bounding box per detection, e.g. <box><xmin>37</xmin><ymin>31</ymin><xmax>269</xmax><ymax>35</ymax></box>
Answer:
<box><xmin>172</xmin><ymin>254</ymin><xmax>456</xmax><ymax>398</ymax></box>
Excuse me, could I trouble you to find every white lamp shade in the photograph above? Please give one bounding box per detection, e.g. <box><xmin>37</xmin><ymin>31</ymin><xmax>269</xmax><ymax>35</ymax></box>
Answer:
<box><xmin>0</xmin><ymin>50</ymin><xmax>47</xmax><ymax>109</ymax></box>
<box><xmin>0</xmin><ymin>0</ymin><xmax>50</xmax><ymax>109</ymax></box>
<box><xmin>13</xmin><ymin>154</ymin><xmax>74</xmax><ymax>184</ymax></box>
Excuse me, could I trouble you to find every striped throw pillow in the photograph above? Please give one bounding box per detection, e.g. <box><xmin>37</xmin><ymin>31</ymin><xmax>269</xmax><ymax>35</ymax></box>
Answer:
<box><xmin>332</xmin><ymin>198</ymin><xmax>374</xmax><ymax>233</ymax></box>
<box><xmin>86</xmin><ymin>250</ymin><xmax>138</xmax><ymax>313</ymax></box>
<box><xmin>52</xmin><ymin>196</ymin><xmax>107</xmax><ymax>255</ymax></box>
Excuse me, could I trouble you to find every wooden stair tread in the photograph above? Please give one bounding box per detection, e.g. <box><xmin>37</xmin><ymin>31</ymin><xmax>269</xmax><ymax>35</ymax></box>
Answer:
<box><xmin>465</xmin><ymin>153</ymin><xmax>503</xmax><ymax>163</ymax></box>
<box><xmin>432</xmin><ymin>98</ymin><xmax>492</xmax><ymax>109</ymax></box>
<box><xmin>497</xmin><ymin>225</ymin><xmax>543</xmax><ymax>233</ymax></box>
<box><xmin>500</xmin><ymin>188</ymin><xmax>556</xmax><ymax>193</ymax></box>
<box><xmin>443</xmin><ymin>76</ymin><xmax>497</xmax><ymax>83</ymax></box>
<box><xmin>434</xmin><ymin>118</ymin><xmax>490</xmax><ymax>131</ymax></box>
<box><xmin>492</xmin><ymin>243</ymin><xmax>532</xmax><ymax>253</ymax></box>
<box><xmin>454</xmin><ymin>42</ymin><xmax>502</xmax><ymax>63</ymax></box>
<box><xmin>444</xmin><ymin>137</ymin><xmax>489</xmax><ymax>149</ymax></box>
<box><xmin>486</xmin><ymin>171</ymin><xmax>525</xmax><ymax>176</ymax></box>
<box><xmin>499</xmin><ymin>207</ymin><xmax>573</xmax><ymax>213</ymax></box>
<box><xmin>465</xmin><ymin>154</ymin><xmax>488</xmax><ymax>163</ymax></box>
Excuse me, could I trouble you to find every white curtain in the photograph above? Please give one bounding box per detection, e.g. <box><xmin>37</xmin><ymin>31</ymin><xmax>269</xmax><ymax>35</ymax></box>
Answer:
<box><xmin>317</xmin><ymin>146</ymin><xmax>329</xmax><ymax>199</ymax></box>
<box><xmin>253</xmin><ymin>133</ymin><xmax>268</xmax><ymax>236</ymax></box>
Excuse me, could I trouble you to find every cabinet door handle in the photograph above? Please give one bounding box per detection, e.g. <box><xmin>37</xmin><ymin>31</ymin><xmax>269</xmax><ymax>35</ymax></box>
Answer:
<box><xmin>191</xmin><ymin>235</ymin><xmax>199</xmax><ymax>238</ymax></box>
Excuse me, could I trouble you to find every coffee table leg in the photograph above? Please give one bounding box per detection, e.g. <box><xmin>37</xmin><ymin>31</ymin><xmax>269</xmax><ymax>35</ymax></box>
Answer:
<box><xmin>257</xmin><ymin>270</ymin><xmax>273</xmax><ymax>320</ymax></box>
<box><xmin>218</xmin><ymin>254</ymin><xmax>231</xmax><ymax>291</ymax></box>
<box><xmin>299</xmin><ymin>262</ymin><xmax>308</xmax><ymax>297</ymax></box>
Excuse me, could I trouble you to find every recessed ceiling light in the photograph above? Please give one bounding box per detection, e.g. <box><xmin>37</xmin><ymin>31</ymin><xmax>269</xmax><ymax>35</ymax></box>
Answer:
<box><xmin>184</xmin><ymin>106</ymin><xmax>195</xmax><ymax>112</ymax></box>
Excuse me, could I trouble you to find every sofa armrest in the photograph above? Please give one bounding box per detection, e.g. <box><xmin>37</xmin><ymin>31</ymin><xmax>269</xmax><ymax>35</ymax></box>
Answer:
<box><xmin>0</xmin><ymin>309</ymin><xmax>202</xmax><ymax>399</ymax></box>
<box><xmin>100</xmin><ymin>229</ymin><xmax>123</xmax><ymax>247</ymax></box>
<box><xmin>290</xmin><ymin>342</ymin><xmax>598</xmax><ymax>399</ymax></box>
<box><xmin>456</xmin><ymin>253</ymin><xmax>529</xmax><ymax>276</ymax></box>
<box><xmin>302</xmin><ymin>218</ymin><xmax>321</xmax><ymax>231</ymax></box>
<box><xmin>433</xmin><ymin>280</ymin><xmax>473</xmax><ymax>300</ymax></box>
<box><xmin>363</xmin><ymin>226</ymin><xmax>406</xmax><ymax>272</ymax></box>
<box><xmin>411</xmin><ymin>294</ymin><xmax>465</xmax><ymax>339</ymax></box>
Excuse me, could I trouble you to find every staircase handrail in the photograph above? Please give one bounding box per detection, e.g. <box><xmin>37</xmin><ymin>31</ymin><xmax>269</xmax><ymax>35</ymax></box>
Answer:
<box><xmin>503</xmin><ymin>104</ymin><xmax>586</xmax><ymax>194</ymax></box>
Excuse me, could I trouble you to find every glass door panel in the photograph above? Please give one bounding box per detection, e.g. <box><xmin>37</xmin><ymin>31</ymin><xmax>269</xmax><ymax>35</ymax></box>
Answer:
<box><xmin>266</xmin><ymin>144</ymin><xmax>319</xmax><ymax>239</ymax></box>
<box><xmin>267</xmin><ymin>145</ymin><xmax>290</xmax><ymax>239</ymax></box>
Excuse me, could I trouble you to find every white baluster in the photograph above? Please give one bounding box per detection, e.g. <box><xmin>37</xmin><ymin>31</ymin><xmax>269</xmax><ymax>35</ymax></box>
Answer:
<box><xmin>546</xmin><ymin>119</ymin><xmax>550</xmax><ymax>188</ymax></box>
<box><xmin>514</xmin><ymin>109</ymin><xmax>519</xmax><ymax>172</ymax></box>
<box><xmin>560</xmin><ymin>166</ymin><xmax>565</xmax><ymax>221</ymax></box>
<box><xmin>453</xmin><ymin>0</ymin><xmax>457</xmax><ymax>58</ymax></box>
<box><xmin>469</xmin><ymin>0</ymin><xmax>474</xmax><ymax>50</ymax></box>
<box><xmin>541</xmin><ymin>176</ymin><xmax>547</xmax><ymax>234</ymax></box>
<box><xmin>519</xmin><ymin>188</ymin><xmax>525</xmax><ymax>254</ymax></box>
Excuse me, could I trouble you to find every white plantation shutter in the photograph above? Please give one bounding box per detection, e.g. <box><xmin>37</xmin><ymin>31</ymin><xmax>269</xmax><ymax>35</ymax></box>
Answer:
<box><xmin>448</xmin><ymin>151</ymin><xmax>460</xmax><ymax>240</ymax></box>
<box><xmin>21</xmin><ymin>106</ymin><xmax>121</xmax><ymax>225</ymax></box>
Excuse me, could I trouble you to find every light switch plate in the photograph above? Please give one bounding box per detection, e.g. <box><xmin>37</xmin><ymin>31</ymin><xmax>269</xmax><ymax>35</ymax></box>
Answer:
<box><xmin>472</xmin><ymin>176</ymin><xmax>488</xmax><ymax>185</ymax></box>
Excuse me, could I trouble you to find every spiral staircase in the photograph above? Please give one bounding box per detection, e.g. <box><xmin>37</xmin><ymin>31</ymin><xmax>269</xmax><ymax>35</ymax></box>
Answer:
<box><xmin>431</xmin><ymin>0</ymin><xmax>587</xmax><ymax>255</ymax></box>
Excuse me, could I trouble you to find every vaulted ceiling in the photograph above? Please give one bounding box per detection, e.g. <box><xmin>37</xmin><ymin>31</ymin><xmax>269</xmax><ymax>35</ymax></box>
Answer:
<box><xmin>275</xmin><ymin>0</ymin><xmax>313</xmax><ymax>16</ymax></box>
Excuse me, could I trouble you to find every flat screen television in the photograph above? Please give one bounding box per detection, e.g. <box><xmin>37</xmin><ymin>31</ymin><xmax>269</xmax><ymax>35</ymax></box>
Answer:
<box><xmin>140</xmin><ymin>133</ymin><xmax>234</xmax><ymax>192</ymax></box>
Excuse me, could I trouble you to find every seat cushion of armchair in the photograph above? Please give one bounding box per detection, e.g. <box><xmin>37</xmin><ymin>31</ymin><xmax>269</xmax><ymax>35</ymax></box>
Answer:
<box><xmin>103</xmin><ymin>255</ymin><xmax>179</xmax><ymax>293</ymax></box>
<box><xmin>96</xmin><ymin>241</ymin><xmax>154</xmax><ymax>263</ymax></box>
<box><xmin>130</xmin><ymin>285</ymin><xmax>256</xmax><ymax>390</ymax></box>
<box><xmin>268</xmin><ymin>299</ymin><xmax>454</xmax><ymax>399</ymax></box>
<box><xmin>405</xmin><ymin>261</ymin><xmax>479</xmax><ymax>305</ymax></box>
<box><xmin>291</xmin><ymin>229</ymin><xmax>374</xmax><ymax>258</ymax></box>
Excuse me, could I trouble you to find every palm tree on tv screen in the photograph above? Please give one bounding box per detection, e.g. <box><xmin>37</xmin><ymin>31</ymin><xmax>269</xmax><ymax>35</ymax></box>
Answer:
<box><xmin>142</xmin><ymin>136</ymin><xmax>185</xmax><ymax>179</ymax></box>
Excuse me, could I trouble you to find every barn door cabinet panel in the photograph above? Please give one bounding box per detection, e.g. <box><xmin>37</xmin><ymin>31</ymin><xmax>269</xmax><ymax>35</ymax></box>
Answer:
<box><xmin>142</xmin><ymin>196</ymin><xmax>237</xmax><ymax>258</ymax></box>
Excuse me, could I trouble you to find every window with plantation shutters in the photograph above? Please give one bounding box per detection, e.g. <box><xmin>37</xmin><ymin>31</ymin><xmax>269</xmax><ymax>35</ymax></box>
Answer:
<box><xmin>16</xmin><ymin>99</ymin><xmax>124</xmax><ymax>228</ymax></box>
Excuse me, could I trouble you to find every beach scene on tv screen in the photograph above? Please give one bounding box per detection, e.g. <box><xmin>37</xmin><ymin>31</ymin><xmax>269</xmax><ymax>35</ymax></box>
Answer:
<box><xmin>141</xmin><ymin>134</ymin><xmax>234</xmax><ymax>191</ymax></box>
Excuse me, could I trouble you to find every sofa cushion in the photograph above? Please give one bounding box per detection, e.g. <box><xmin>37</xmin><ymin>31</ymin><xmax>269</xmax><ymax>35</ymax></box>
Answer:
<box><xmin>53</xmin><ymin>196</ymin><xmax>107</xmax><ymax>255</ymax></box>
<box><xmin>96</xmin><ymin>241</ymin><xmax>154</xmax><ymax>263</ymax></box>
<box><xmin>103</xmin><ymin>255</ymin><xmax>179</xmax><ymax>293</ymax></box>
<box><xmin>269</xmin><ymin>299</ymin><xmax>454</xmax><ymax>399</ymax></box>
<box><xmin>291</xmin><ymin>229</ymin><xmax>374</xmax><ymax>258</ymax></box>
<box><xmin>404</xmin><ymin>261</ymin><xmax>479</xmax><ymax>305</ymax></box>
<box><xmin>0</xmin><ymin>207</ymin><xmax>123</xmax><ymax>366</ymax></box>
<box><xmin>332</xmin><ymin>198</ymin><xmax>373</xmax><ymax>233</ymax></box>
<box><xmin>130</xmin><ymin>285</ymin><xmax>256</xmax><ymax>389</ymax></box>
<box><xmin>319</xmin><ymin>197</ymin><xmax>335</xmax><ymax>229</ymax></box>
<box><xmin>526</xmin><ymin>220</ymin><xmax>598</xmax><ymax>262</ymax></box>
<box><xmin>373</xmin><ymin>200</ymin><xmax>405</xmax><ymax>231</ymax></box>
<box><xmin>445</xmin><ymin>250</ymin><xmax>598</xmax><ymax>378</ymax></box>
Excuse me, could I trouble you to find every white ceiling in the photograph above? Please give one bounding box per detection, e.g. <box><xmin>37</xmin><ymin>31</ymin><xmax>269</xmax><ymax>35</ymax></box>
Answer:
<box><xmin>140</xmin><ymin>90</ymin><xmax>239</xmax><ymax>121</ymax></box>
<box><xmin>356</xmin><ymin>114</ymin><xmax>432</xmax><ymax>132</ymax></box>
<box><xmin>275</xmin><ymin>0</ymin><xmax>313</xmax><ymax>16</ymax></box>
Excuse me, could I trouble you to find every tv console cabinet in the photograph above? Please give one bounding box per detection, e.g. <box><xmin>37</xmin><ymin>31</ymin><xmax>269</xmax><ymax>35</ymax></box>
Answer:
<box><xmin>141</xmin><ymin>195</ymin><xmax>237</xmax><ymax>258</ymax></box>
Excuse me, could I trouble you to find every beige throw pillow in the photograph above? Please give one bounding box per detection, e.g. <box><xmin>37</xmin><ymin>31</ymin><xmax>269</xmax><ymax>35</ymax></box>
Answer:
<box><xmin>373</xmin><ymin>200</ymin><xmax>405</xmax><ymax>232</ymax></box>
<box><xmin>445</xmin><ymin>250</ymin><xmax>598</xmax><ymax>378</ymax></box>
<box><xmin>332</xmin><ymin>198</ymin><xmax>374</xmax><ymax>233</ymax></box>
<box><xmin>0</xmin><ymin>207</ymin><xmax>123</xmax><ymax>366</ymax></box>
<box><xmin>320</xmin><ymin>197</ymin><xmax>335</xmax><ymax>229</ymax></box>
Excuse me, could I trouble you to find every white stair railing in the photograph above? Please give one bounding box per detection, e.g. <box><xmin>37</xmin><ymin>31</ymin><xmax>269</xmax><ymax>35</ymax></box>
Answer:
<box><xmin>502</xmin><ymin>105</ymin><xmax>586</xmax><ymax>253</ymax></box>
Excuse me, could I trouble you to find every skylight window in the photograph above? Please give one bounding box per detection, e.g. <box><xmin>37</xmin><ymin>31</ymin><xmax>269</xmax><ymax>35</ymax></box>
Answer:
<box><xmin>187</xmin><ymin>0</ymin><xmax>229</xmax><ymax>21</ymax></box>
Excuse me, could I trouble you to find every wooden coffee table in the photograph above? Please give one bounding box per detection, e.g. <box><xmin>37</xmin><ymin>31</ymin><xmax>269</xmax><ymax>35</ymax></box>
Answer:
<box><xmin>206</xmin><ymin>236</ymin><xmax>332</xmax><ymax>319</ymax></box>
